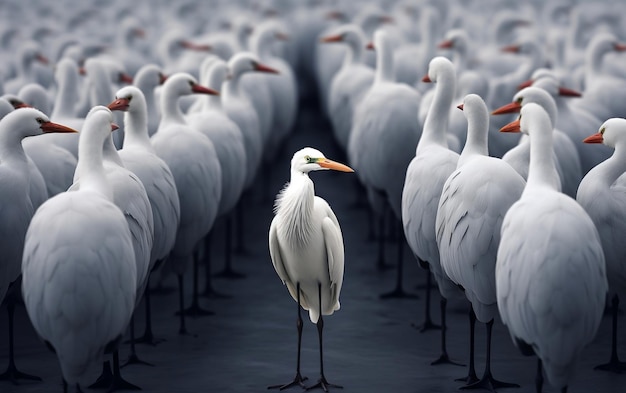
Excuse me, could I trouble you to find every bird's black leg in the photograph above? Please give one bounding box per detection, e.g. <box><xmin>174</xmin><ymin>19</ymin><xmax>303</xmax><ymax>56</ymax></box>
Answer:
<box><xmin>456</xmin><ymin>307</ymin><xmax>479</xmax><ymax>385</ymax></box>
<box><xmin>431</xmin><ymin>298</ymin><xmax>464</xmax><ymax>366</ymax></box>
<box><xmin>380</xmin><ymin>224</ymin><xmax>417</xmax><ymax>299</ymax></box>
<box><xmin>268</xmin><ymin>282</ymin><xmax>308</xmax><ymax>390</ymax></box>
<box><xmin>203</xmin><ymin>221</ymin><xmax>232</xmax><ymax>298</ymax></box>
<box><xmin>536</xmin><ymin>358</ymin><xmax>543</xmax><ymax>393</ymax></box>
<box><xmin>412</xmin><ymin>266</ymin><xmax>440</xmax><ymax>331</ymax></box>
<box><xmin>0</xmin><ymin>297</ymin><xmax>42</xmax><ymax>383</ymax></box>
<box><xmin>176</xmin><ymin>274</ymin><xmax>189</xmax><ymax>335</ymax></box>
<box><xmin>234</xmin><ymin>196</ymin><xmax>252</xmax><ymax>256</ymax></box>
<box><xmin>594</xmin><ymin>294</ymin><xmax>626</xmax><ymax>372</ymax></box>
<box><xmin>460</xmin><ymin>319</ymin><xmax>519</xmax><ymax>390</ymax></box>
<box><xmin>306</xmin><ymin>283</ymin><xmax>342</xmax><ymax>392</ymax></box>
<box><xmin>122</xmin><ymin>315</ymin><xmax>154</xmax><ymax>368</ymax></box>
<box><xmin>375</xmin><ymin>214</ymin><xmax>393</xmax><ymax>271</ymax></box>
<box><xmin>105</xmin><ymin>351</ymin><xmax>141</xmax><ymax>392</ymax></box>
<box><xmin>135</xmin><ymin>279</ymin><xmax>165</xmax><ymax>345</ymax></box>
<box><xmin>561</xmin><ymin>387</ymin><xmax>567</xmax><ymax>393</ymax></box>
<box><xmin>178</xmin><ymin>248</ymin><xmax>214</xmax><ymax>317</ymax></box>
<box><xmin>215</xmin><ymin>215</ymin><xmax>246</xmax><ymax>279</ymax></box>
<box><xmin>88</xmin><ymin>361</ymin><xmax>113</xmax><ymax>389</ymax></box>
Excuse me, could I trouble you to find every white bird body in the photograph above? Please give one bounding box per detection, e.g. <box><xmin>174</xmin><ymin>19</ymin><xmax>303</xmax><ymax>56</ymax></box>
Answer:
<box><xmin>496</xmin><ymin>103</ymin><xmax>607</xmax><ymax>391</ymax></box>
<box><xmin>437</xmin><ymin>94</ymin><xmax>525</xmax><ymax>323</ymax></box>
<box><xmin>270</xmin><ymin>147</ymin><xmax>349</xmax><ymax>323</ymax></box>
<box><xmin>21</xmin><ymin>108</ymin><xmax>136</xmax><ymax>386</ymax></box>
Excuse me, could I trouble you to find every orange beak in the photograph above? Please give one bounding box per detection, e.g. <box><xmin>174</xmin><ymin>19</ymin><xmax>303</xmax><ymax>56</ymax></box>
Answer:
<box><xmin>107</xmin><ymin>97</ymin><xmax>130</xmax><ymax>112</ymax></box>
<box><xmin>438</xmin><ymin>40</ymin><xmax>454</xmax><ymax>49</ymax></box>
<box><xmin>111</xmin><ymin>123</ymin><xmax>120</xmax><ymax>131</ymax></box>
<box><xmin>191</xmin><ymin>83</ymin><xmax>220</xmax><ymax>95</ymax></box>
<box><xmin>492</xmin><ymin>101</ymin><xmax>522</xmax><ymax>115</ymax></box>
<box><xmin>583</xmin><ymin>132</ymin><xmax>604</xmax><ymax>144</ymax></box>
<box><xmin>40</xmin><ymin>121</ymin><xmax>78</xmax><ymax>133</ymax></box>
<box><xmin>501</xmin><ymin>45</ymin><xmax>520</xmax><ymax>53</ymax></box>
<box><xmin>320</xmin><ymin>34</ymin><xmax>343</xmax><ymax>43</ymax></box>
<box><xmin>78</xmin><ymin>67</ymin><xmax>86</xmax><ymax>76</ymax></box>
<box><xmin>366</xmin><ymin>42</ymin><xmax>375</xmax><ymax>50</ymax></box>
<box><xmin>254</xmin><ymin>62</ymin><xmax>279</xmax><ymax>74</ymax></box>
<box><xmin>457</xmin><ymin>104</ymin><xmax>464</xmax><ymax>111</ymax></box>
<box><xmin>317</xmin><ymin>158</ymin><xmax>354</xmax><ymax>172</ymax></box>
<box><xmin>275</xmin><ymin>32</ymin><xmax>289</xmax><ymax>41</ymax></box>
<box><xmin>119</xmin><ymin>73</ymin><xmax>133</xmax><ymax>84</ymax></box>
<box><xmin>517</xmin><ymin>79</ymin><xmax>533</xmax><ymax>90</ymax></box>
<box><xmin>558</xmin><ymin>87</ymin><xmax>582</xmax><ymax>97</ymax></box>
<box><xmin>133</xmin><ymin>28</ymin><xmax>146</xmax><ymax>38</ymax></box>
<box><xmin>35</xmin><ymin>53</ymin><xmax>49</xmax><ymax>65</ymax></box>
<box><xmin>614</xmin><ymin>43</ymin><xmax>626</xmax><ymax>51</ymax></box>
<box><xmin>159</xmin><ymin>73</ymin><xmax>168</xmax><ymax>85</ymax></box>
<box><xmin>500</xmin><ymin>119</ymin><xmax>521</xmax><ymax>133</ymax></box>
<box><xmin>422</xmin><ymin>74</ymin><xmax>432</xmax><ymax>83</ymax></box>
<box><xmin>180</xmin><ymin>40</ymin><xmax>211</xmax><ymax>52</ymax></box>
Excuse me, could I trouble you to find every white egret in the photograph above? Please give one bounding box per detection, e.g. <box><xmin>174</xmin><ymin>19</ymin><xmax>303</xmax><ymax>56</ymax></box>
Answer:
<box><xmin>496</xmin><ymin>104</ymin><xmax>607</xmax><ymax>393</ymax></box>
<box><xmin>269</xmin><ymin>147</ymin><xmax>352</xmax><ymax>392</ymax></box>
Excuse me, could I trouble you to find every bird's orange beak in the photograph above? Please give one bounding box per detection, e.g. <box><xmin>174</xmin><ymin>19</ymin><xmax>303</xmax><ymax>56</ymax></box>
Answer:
<box><xmin>501</xmin><ymin>44</ymin><xmax>520</xmax><ymax>53</ymax></box>
<box><xmin>438</xmin><ymin>39</ymin><xmax>454</xmax><ymax>49</ymax></box>
<box><xmin>35</xmin><ymin>53</ymin><xmax>49</xmax><ymax>65</ymax></box>
<box><xmin>275</xmin><ymin>32</ymin><xmax>289</xmax><ymax>41</ymax></box>
<box><xmin>558</xmin><ymin>87</ymin><xmax>582</xmax><ymax>97</ymax></box>
<box><xmin>614</xmin><ymin>43</ymin><xmax>626</xmax><ymax>51</ymax></box>
<box><xmin>492</xmin><ymin>101</ymin><xmax>521</xmax><ymax>115</ymax></box>
<box><xmin>133</xmin><ymin>28</ymin><xmax>146</xmax><ymax>38</ymax></box>
<box><xmin>180</xmin><ymin>40</ymin><xmax>211</xmax><ymax>52</ymax></box>
<box><xmin>107</xmin><ymin>97</ymin><xmax>130</xmax><ymax>112</ymax></box>
<box><xmin>159</xmin><ymin>73</ymin><xmax>168</xmax><ymax>85</ymax></box>
<box><xmin>583</xmin><ymin>132</ymin><xmax>603</xmax><ymax>144</ymax></box>
<box><xmin>40</xmin><ymin>121</ymin><xmax>78</xmax><ymax>133</ymax></box>
<box><xmin>366</xmin><ymin>42</ymin><xmax>375</xmax><ymax>50</ymax></box>
<box><xmin>320</xmin><ymin>34</ymin><xmax>343</xmax><ymax>43</ymax></box>
<box><xmin>111</xmin><ymin>123</ymin><xmax>120</xmax><ymax>131</ymax></box>
<box><xmin>422</xmin><ymin>74</ymin><xmax>432</xmax><ymax>83</ymax></box>
<box><xmin>500</xmin><ymin>119</ymin><xmax>521</xmax><ymax>133</ymax></box>
<box><xmin>254</xmin><ymin>62</ymin><xmax>279</xmax><ymax>74</ymax></box>
<box><xmin>517</xmin><ymin>79</ymin><xmax>532</xmax><ymax>90</ymax></box>
<box><xmin>191</xmin><ymin>83</ymin><xmax>220</xmax><ymax>95</ymax></box>
<box><xmin>119</xmin><ymin>72</ymin><xmax>133</xmax><ymax>84</ymax></box>
<box><xmin>317</xmin><ymin>158</ymin><xmax>354</xmax><ymax>172</ymax></box>
<box><xmin>457</xmin><ymin>104</ymin><xmax>464</xmax><ymax>111</ymax></box>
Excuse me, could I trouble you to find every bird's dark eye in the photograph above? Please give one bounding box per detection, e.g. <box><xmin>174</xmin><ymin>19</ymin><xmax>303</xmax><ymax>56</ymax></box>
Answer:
<box><xmin>127</xmin><ymin>95</ymin><xmax>133</xmax><ymax>102</ymax></box>
<box><xmin>600</xmin><ymin>127</ymin><xmax>605</xmax><ymax>135</ymax></box>
<box><xmin>305</xmin><ymin>155</ymin><xmax>316</xmax><ymax>164</ymax></box>
<box><xmin>516</xmin><ymin>97</ymin><xmax>523</xmax><ymax>104</ymax></box>
<box><xmin>36</xmin><ymin>117</ymin><xmax>45</xmax><ymax>124</ymax></box>
<box><xmin>189</xmin><ymin>80</ymin><xmax>195</xmax><ymax>87</ymax></box>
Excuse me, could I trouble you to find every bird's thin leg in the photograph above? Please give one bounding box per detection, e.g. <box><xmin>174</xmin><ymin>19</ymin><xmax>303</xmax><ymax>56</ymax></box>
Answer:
<box><xmin>375</xmin><ymin>214</ymin><xmax>393</xmax><ymax>270</ymax></box>
<box><xmin>268</xmin><ymin>282</ymin><xmax>308</xmax><ymax>390</ymax></box>
<box><xmin>179</xmin><ymin>248</ymin><xmax>214</xmax><ymax>317</ymax></box>
<box><xmin>215</xmin><ymin>216</ymin><xmax>246</xmax><ymax>279</ymax></box>
<box><xmin>0</xmin><ymin>299</ymin><xmax>42</xmax><ymax>383</ymax></box>
<box><xmin>135</xmin><ymin>279</ymin><xmax>165</xmax><ymax>345</ymax></box>
<box><xmin>234</xmin><ymin>196</ymin><xmax>252</xmax><ymax>256</ymax></box>
<box><xmin>456</xmin><ymin>306</ymin><xmax>479</xmax><ymax>385</ymax></box>
<box><xmin>460</xmin><ymin>319</ymin><xmax>519</xmax><ymax>390</ymax></box>
<box><xmin>306</xmin><ymin>283</ymin><xmax>342</xmax><ymax>391</ymax></box>
<box><xmin>594</xmin><ymin>294</ymin><xmax>626</xmax><ymax>372</ymax></box>
<box><xmin>431</xmin><ymin>298</ymin><xmax>464</xmax><ymax>366</ymax></box>
<box><xmin>203</xmin><ymin>221</ymin><xmax>232</xmax><ymax>298</ymax></box>
<box><xmin>561</xmin><ymin>387</ymin><xmax>567</xmax><ymax>393</ymax></box>
<box><xmin>63</xmin><ymin>378</ymin><xmax>68</xmax><ymax>393</ymax></box>
<box><xmin>412</xmin><ymin>266</ymin><xmax>440</xmax><ymax>331</ymax></box>
<box><xmin>105</xmin><ymin>351</ymin><xmax>141</xmax><ymax>392</ymax></box>
<box><xmin>121</xmin><ymin>315</ymin><xmax>154</xmax><ymax>368</ymax></box>
<box><xmin>177</xmin><ymin>274</ymin><xmax>189</xmax><ymax>335</ymax></box>
<box><xmin>87</xmin><ymin>361</ymin><xmax>113</xmax><ymax>389</ymax></box>
<box><xmin>536</xmin><ymin>358</ymin><xmax>543</xmax><ymax>393</ymax></box>
<box><xmin>380</xmin><ymin>224</ymin><xmax>417</xmax><ymax>299</ymax></box>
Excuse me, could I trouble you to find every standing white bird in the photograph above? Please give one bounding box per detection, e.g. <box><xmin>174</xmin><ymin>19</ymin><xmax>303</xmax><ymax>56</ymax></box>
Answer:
<box><xmin>576</xmin><ymin>118</ymin><xmax>626</xmax><ymax>373</ymax></box>
<box><xmin>269</xmin><ymin>147</ymin><xmax>351</xmax><ymax>392</ymax></box>
<box><xmin>436</xmin><ymin>94</ymin><xmax>525</xmax><ymax>389</ymax></box>
<box><xmin>22</xmin><ymin>108</ymin><xmax>136</xmax><ymax>392</ymax></box>
<box><xmin>496</xmin><ymin>103</ymin><xmax>607</xmax><ymax>393</ymax></box>
<box><xmin>151</xmin><ymin>72</ymin><xmax>222</xmax><ymax>333</ymax></box>
<box><xmin>0</xmin><ymin>108</ymin><xmax>77</xmax><ymax>384</ymax></box>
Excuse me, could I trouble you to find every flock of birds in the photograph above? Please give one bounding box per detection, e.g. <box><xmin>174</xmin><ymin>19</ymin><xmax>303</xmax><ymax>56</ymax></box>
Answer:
<box><xmin>0</xmin><ymin>0</ymin><xmax>626</xmax><ymax>392</ymax></box>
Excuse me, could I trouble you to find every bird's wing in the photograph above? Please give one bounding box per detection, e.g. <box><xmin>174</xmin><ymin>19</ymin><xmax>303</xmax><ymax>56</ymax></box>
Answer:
<box><xmin>322</xmin><ymin>214</ymin><xmax>344</xmax><ymax>307</ymax></box>
<box><xmin>269</xmin><ymin>218</ymin><xmax>292</xmax><ymax>287</ymax></box>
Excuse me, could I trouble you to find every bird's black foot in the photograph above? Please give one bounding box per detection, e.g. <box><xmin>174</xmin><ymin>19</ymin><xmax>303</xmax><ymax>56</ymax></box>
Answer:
<box><xmin>88</xmin><ymin>362</ymin><xmax>113</xmax><ymax>389</ymax></box>
<box><xmin>455</xmin><ymin>370</ymin><xmax>479</xmax><ymax>386</ymax></box>
<box><xmin>305</xmin><ymin>375</ymin><xmax>342</xmax><ymax>392</ymax></box>
<box><xmin>379</xmin><ymin>287</ymin><xmax>418</xmax><ymax>299</ymax></box>
<box><xmin>594</xmin><ymin>358</ymin><xmax>626</xmax><ymax>373</ymax></box>
<box><xmin>175</xmin><ymin>302</ymin><xmax>214</xmax><ymax>317</ymax></box>
<box><xmin>0</xmin><ymin>363</ymin><xmax>42</xmax><ymax>384</ymax></box>
<box><xmin>268</xmin><ymin>372</ymin><xmax>308</xmax><ymax>390</ymax></box>
<box><xmin>411</xmin><ymin>318</ymin><xmax>441</xmax><ymax>333</ymax></box>
<box><xmin>121</xmin><ymin>354</ymin><xmax>154</xmax><ymax>369</ymax></box>
<box><xmin>460</xmin><ymin>372</ymin><xmax>519</xmax><ymax>391</ymax></box>
<box><xmin>105</xmin><ymin>374</ymin><xmax>141</xmax><ymax>392</ymax></box>
<box><xmin>430</xmin><ymin>352</ymin><xmax>464</xmax><ymax>367</ymax></box>
<box><xmin>213</xmin><ymin>267</ymin><xmax>246</xmax><ymax>279</ymax></box>
<box><xmin>149</xmin><ymin>285</ymin><xmax>176</xmax><ymax>296</ymax></box>
<box><xmin>200</xmin><ymin>287</ymin><xmax>232</xmax><ymax>299</ymax></box>
<box><xmin>132</xmin><ymin>332</ymin><xmax>166</xmax><ymax>346</ymax></box>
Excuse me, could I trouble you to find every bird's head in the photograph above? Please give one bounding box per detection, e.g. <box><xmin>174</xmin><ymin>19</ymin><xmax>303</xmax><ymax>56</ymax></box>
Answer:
<box><xmin>108</xmin><ymin>85</ymin><xmax>146</xmax><ymax>114</ymax></box>
<box><xmin>227</xmin><ymin>52</ymin><xmax>279</xmax><ymax>79</ymax></box>
<box><xmin>134</xmin><ymin>64</ymin><xmax>167</xmax><ymax>89</ymax></box>
<box><xmin>500</xmin><ymin>103</ymin><xmax>550</xmax><ymax>136</ymax></box>
<box><xmin>291</xmin><ymin>147</ymin><xmax>354</xmax><ymax>174</ymax></box>
<box><xmin>163</xmin><ymin>72</ymin><xmax>220</xmax><ymax>97</ymax></box>
<box><xmin>584</xmin><ymin>118</ymin><xmax>626</xmax><ymax>148</ymax></box>
<box><xmin>1</xmin><ymin>107</ymin><xmax>77</xmax><ymax>138</ymax></box>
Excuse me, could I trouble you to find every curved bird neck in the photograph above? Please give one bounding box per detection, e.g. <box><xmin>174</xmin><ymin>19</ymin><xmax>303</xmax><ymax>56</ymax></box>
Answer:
<box><xmin>459</xmin><ymin>107</ymin><xmax>489</xmax><ymax>166</ymax></box>
<box><xmin>76</xmin><ymin>130</ymin><xmax>112</xmax><ymax>201</ymax></box>
<box><xmin>588</xmin><ymin>144</ymin><xmax>626</xmax><ymax>189</ymax></box>
<box><xmin>52</xmin><ymin>68</ymin><xmax>80</xmax><ymax>120</ymax></box>
<box><xmin>0</xmin><ymin>128</ymin><xmax>28</xmax><ymax>167</ymax></box>
<box><xmin>374</xmin><ymin>39</ymin><xmax>394</xmax><ymax>84</ymax></box>
<box><xmin>419</xmin><ymin>69</ymin><xmax>455</xmax><ymax>151</ymax></box>
<box><xmin>526</xmin><ymin>119</ymin><xmax>559</xmax><ymax>192</ymax></box>
<box><xmin>343</xmin><ymin>37</ymin><xmax>365</xmax><ymax>68</ymax></box>
<box><xmin>160</xmin><ymin>87</ymin><xmax>186</xmax><ymax>129</ymax></box>
<box><xmin>123</xmin><ymin>106</ymin><xmax>154</xmax><ymax>152</ymax></box>
<box><xmin>274</xmin><ymin>171</ymin><xmax>315</xmax><ymax>248</ymax></box>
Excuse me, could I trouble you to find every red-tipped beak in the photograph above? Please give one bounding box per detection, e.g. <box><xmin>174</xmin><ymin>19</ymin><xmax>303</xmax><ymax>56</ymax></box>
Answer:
<box><xmin>325</xmin><ymin>10</ymin><xmax>345</xmax><ymax>20</ymax></box>
<box><xmin>159</xmin><ymin>73</ymin><xmax>168</xmax><ymax>85</ymax></box>
<box><xmin>36</xmin><ymin>53</ymin><xmax>49</xmax><ymax>65</ymax></box>
<box><xmin>517</xmin><ymin>79</ymin><xmax>533</xmax><ymax>90</ymax></box>
<box><xmin>320</xmin><ymin>34</ymin><xmax>343</xmax><ymax>43</ymax></box>
<box><xmin>558</xmin><ymin>86</ymin><xmax>582</xmax><ymax>97</ymax></box>
<box><xmin>133</xmin><ymin>28</ymin><xmax>146</xmax><ymax>38</ymax></box>
<box><xmin>614</xmin><ymin>43</ymin><xmax>626</xmax><ymax>51</ymax></box>
<box><xmin>492</xmin><ymin>101</ymin><xmax>522</xmax><ymax>115</ymax></box>
<box><xmin>111</xmin><ymin>123</ymin><xmax>120</xmax><ymax>131</ymax></box>
<box><xmin>180</xmin><ymin>40</ymin><xmax>211</xmax><ymax>52</ymax></box>
<box><xmin>379</xmin><ymin>15</ymin><xmax>394</xmax><ymax>24</ymax></box>
<box><xmin>191</xmin><ymin>83</ymin><xmax>220</xmax><ymax>95</ymax></box>
<box><xmin>500</xmin><ymin>119</ymin><xmax>521</xmax><ymax>133</ymax></box>
<box><xmin>501</xmin><ymin>45</ymin><xmax>520</xmax><ymax>53</ymax></box>
<box><xmin>438</xmin><ymin>40</ymin><xmax>454</xmax><ymax>49</ymax></box>
<box><xmin>366</xmin><ymin>42</ymin><xmax>375</xmax><ymax>50</ymax></box>
<box><xmin>422</xmin><ymin>74</ymin><xmax>432</xmax><ymax>83</ymax></box>
<box><xmin>107</xmin><ymin>97</ymin><xmax>130</xmax><ymax>112</ymax></box>
<box><xmin>254</xmin><ymin>62</ymin><xmax>279</xmax><ymax>74</ymax></box>
<box><xmin>119</xmin><ymin>73</ymin><xmax>133</xmax><ymax>84</ymax></box>
<box><xmin>78</xmin><ymin>67</ymin><xmax>86</xmax><ymax>76</ymax></box>
<box><xmin>583</xmin><ymin>132</ymin><xmax>604</xmax><ymax>143</ymax></box>
<box><xmin>40</xmin><ymin>121</ymin><xmax>78</xmax><ymax>133</ymax></box>
<box><xmin>457</xmin><ymin>104</ymin><xmax>464</xmax><ymax>111</ymax></box>
<box><xmin>275</xmin><ymin>32</ymin><xmax>289</xmax><ymax>41</ymax></box>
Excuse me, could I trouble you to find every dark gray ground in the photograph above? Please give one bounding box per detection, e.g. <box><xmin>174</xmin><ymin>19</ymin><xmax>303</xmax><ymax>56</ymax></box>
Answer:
<box><xmin>0</xmin><ymin>99</ymin><xmax>624</xmax><ymax>393</ymax></box>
